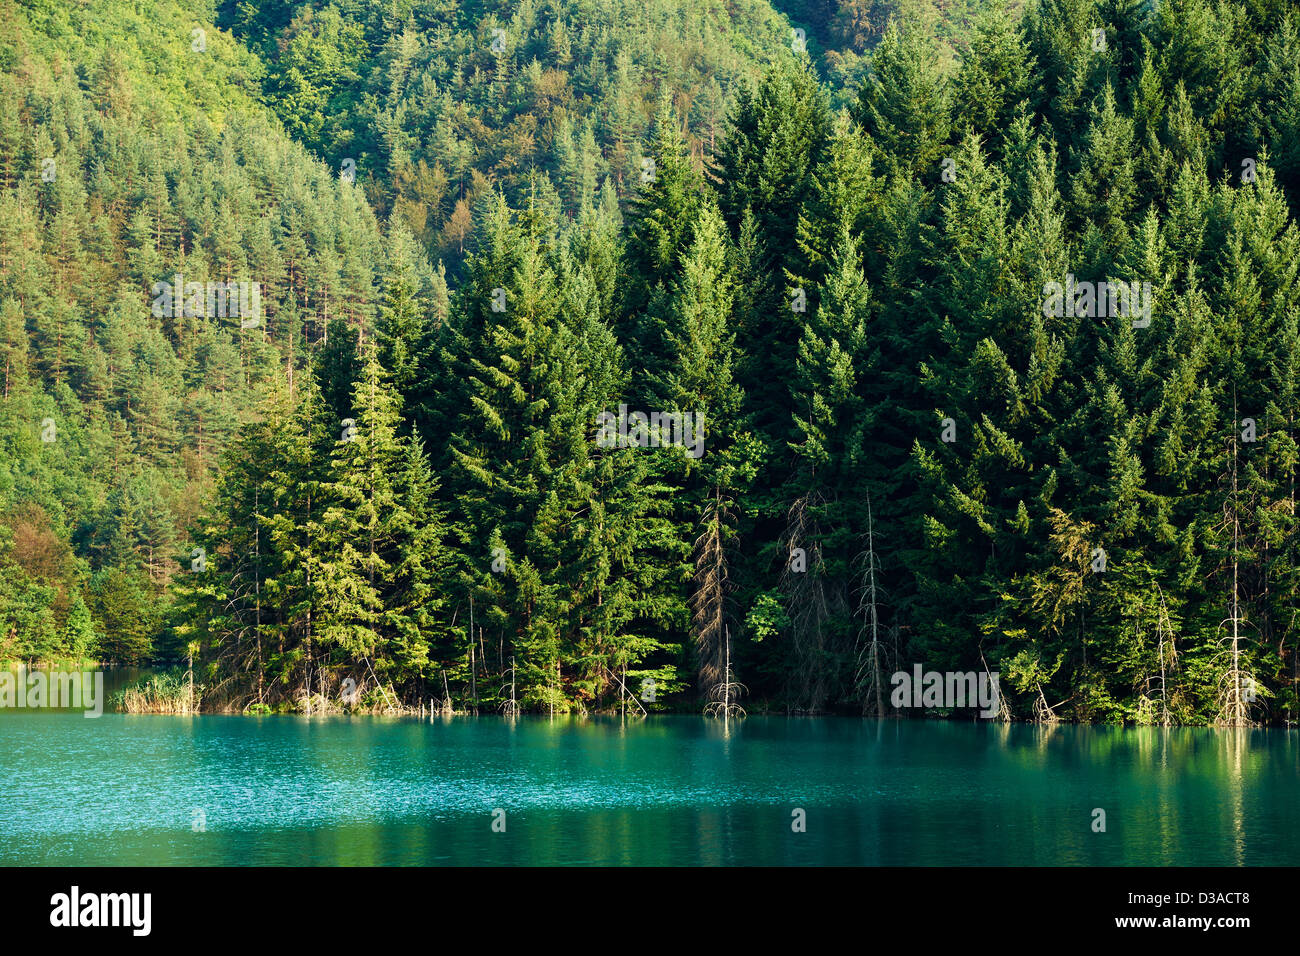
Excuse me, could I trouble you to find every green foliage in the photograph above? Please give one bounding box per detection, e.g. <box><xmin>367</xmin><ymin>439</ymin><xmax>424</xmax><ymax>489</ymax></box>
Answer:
<box><xmin>223</xmin><ymin>0</ymin><xmax>800</xmax><ymax>267</ymax></box>
<box><xmin>9</xmin><ymin>0</ymin><xmax>1300</xmax><ymax>724</ymax></box>
<box><xmin>1</xmin><ymin>0</ymin><xmax>398</xmax><ymax>664</ymax></box>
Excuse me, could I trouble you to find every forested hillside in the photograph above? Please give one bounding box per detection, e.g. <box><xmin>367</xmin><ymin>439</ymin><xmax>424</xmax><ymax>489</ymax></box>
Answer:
<box><xmin>0</xmin><ymin>0</ymin><xmax>857</xmax><ymax>672</ymax></box>
<box><xmin>219</xmin><ymin>0</ymin><xmax>988</xmax><ymax>265</ymax></box>
<box><xmin>0</xmin><ymin>0</ymin><xmax>408</xmax><ymax>661</ymax></box>
<box><xmin>220</xmin><ymin>0</ymin><xmax>794</xmax><ymax>266</ymax></box>
<box><xmin>4</xmin><ymin>0</ymin><xmax>1300</xmax><ymax>724</ymax></box>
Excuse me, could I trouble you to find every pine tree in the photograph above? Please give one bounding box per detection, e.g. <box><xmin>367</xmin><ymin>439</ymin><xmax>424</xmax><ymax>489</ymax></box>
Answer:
<box><xmin>715</xmin><ymin>57</ymin><xmax>831</xmax><ymax>444</ymax></box>
<box><xmin>619</xmin><ymin>100</ymin><xmax>705</xmax><ymax>381</ymax></box>
<box><xmin>374</xmin><ymin>227</ymin><xmax>430</xmax><ymax>405</ymax></box>
<box><xmin>314</xmin><ymin>317</ymin><xmax>359</xmax><ymax>423</ymax></box>
<box><xmin>851</xmin><ymin>25</ymin><xmax>951</xmax><ymax>182</ymax></box>
<box><xmin>443</xmin><ymin>194</ymin><xmax>579</xmax><ymax>708</ymax></box>
<box><xmin>952</xmin><ymin>0</ymin><xmax>1036</xmax><ymax>158</ymax></box>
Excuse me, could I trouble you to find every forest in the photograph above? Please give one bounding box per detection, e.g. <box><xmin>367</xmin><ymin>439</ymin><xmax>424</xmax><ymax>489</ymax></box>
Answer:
<box><xmin>2</xmin><ymin>0</ymin><xmax>1300</xmax><ymax>724</ymax></box>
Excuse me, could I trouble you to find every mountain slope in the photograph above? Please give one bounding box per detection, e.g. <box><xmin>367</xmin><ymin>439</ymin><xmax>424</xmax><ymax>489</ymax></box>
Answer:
<box><xmin>0</xmin><ymin>0</ymin><xmax>409</xmax><ymax>661</ymax></box>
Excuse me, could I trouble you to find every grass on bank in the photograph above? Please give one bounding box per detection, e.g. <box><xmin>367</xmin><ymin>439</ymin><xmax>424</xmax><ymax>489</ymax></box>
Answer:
<box><xmin>111</xmin><ymin>668</ymin><xmax>201</xmax><ymax>714</ymax></box>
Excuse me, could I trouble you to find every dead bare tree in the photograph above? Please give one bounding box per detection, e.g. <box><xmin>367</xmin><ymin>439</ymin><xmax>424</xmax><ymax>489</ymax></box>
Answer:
<box><xmin>979</xmin><ymin>648</ymin><xmax>1012</xmax><ymax>722</ymax></box>
<box><xmin>1138</xmin><ymin>582</ymin><xmax>1178</xmax><ymax>727</ymax></box>
<box><xmin>690</xmin><ymin>487</ymin><xmax>734</xmax><ymax>695</ymax></box>
<box><xmin>780</xmin><ymin>492</ymin><xmax>847</xmax><ymax>712</ymax></box>
<box><xmin>853</xmin><ymin>493</ymin><xmax>890</xmax><ymax>716</ymax></box>
<box><xmin>1032</xmin><ymin>684</ymin><xmax>1062</xmax><ymax>724</ymax></box>
<box><xmin>1215</xmin><ymin>398</ymin><xmax>1256</xmax><ymax>727</ymax></box>
<box><xmin>498</xmin><ymin>656</ymin><xmax>520</xmax><ymax>717</ymax></box>
<box><xmin>704</xmin><ymin>625</ymin><xmax>747</xmax><ymax>720</ymax></box>
<box><xmin>434</xmin><ymin>669</ymin><xmax>453</xmax><ymax>716</ymax></box>
<box><xmin>603</xmin><ymin>664</ymin><xmax>647</xmax><ymax>718</ymax></box>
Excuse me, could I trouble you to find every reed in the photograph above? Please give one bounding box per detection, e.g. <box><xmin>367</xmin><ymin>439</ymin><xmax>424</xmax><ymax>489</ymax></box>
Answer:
<box><xmin>112</xmin><ymin>669</ymin><xmax>201</xmax><ymax>714</ymax></box>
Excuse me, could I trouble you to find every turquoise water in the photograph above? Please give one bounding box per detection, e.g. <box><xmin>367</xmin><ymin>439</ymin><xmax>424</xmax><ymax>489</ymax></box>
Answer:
<box><xmin>1</xmin><ymin>714</ymin><xmax>1296</xmax><ymax>865</ymax></box>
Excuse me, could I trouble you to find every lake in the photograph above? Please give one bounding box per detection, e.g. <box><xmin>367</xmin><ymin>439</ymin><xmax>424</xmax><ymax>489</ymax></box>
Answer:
<box><xmin>2</xmin><ymin>712</ymin><xmax>1296</xmax><ymax>865</ymax></box>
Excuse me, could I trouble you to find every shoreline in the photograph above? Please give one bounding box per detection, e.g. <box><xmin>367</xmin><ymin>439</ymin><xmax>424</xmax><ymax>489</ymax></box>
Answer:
<box><xmin>5</xmin><ymin>664</ymin><xmax>1293</xmax><ymax>726</ymax></box>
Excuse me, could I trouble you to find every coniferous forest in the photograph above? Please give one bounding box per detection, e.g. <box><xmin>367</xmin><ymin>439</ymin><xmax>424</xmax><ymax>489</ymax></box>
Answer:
<box><xmin>3</xmin><ymin>0</ymin><xmax>1300</xmax><ymax>724</ymax></box>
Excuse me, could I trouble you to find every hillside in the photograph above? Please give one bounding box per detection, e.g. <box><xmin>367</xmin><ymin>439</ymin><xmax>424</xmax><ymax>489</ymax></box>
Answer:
<box><xmin>222</xmin><ymin>0</ymin><xmax>818</xmax><ymax>266</ymax></box>
<box><xmin>0</xmin><ymin>0</ymin><xmax>404</xmax><ymax>660</ymax></box>
<box><xmin>7</xmin><ymin>0</ymin><xmax>1300</xmax><ymax>726</ymax></box>
<box><xmin>1</xmin><ymin>0</ymin><xmax>948</xmax><ymax>668</ymax></box>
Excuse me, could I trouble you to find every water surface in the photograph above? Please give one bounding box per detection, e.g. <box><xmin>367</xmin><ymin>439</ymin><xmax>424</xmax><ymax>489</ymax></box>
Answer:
<box><xmin>2</xmin><ymin>715</ymin><xmax>1295</xmax><ymax>865</ymax></box>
